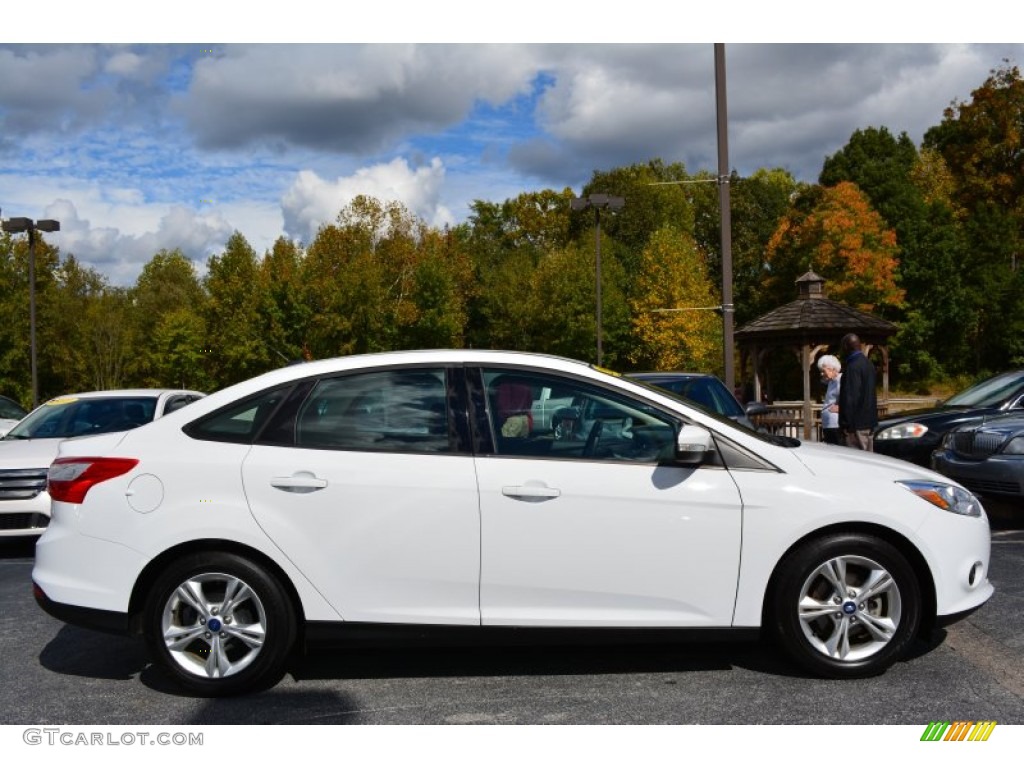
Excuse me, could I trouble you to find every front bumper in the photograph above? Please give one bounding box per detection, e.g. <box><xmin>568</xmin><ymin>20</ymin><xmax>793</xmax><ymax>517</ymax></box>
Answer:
<box><xmin>932</xmin><ymin>450</ymin><xmax>1024</xmax><ymax>501</ymax></box>
<box><xmin>0</xmin><ymin>491</ymin><xmax>51</xmax><ymax>538</ymax></box>
<box><xmin>873</xmin><ymin>438</ymin><xmax>939</xmax><ymax>467</ymax></box>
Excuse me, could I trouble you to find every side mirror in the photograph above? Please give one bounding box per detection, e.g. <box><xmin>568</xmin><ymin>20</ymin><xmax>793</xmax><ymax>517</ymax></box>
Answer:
<box><xmin>745</xmin><ymin>402</ymin><xmax>769</xmax><ymax>417</ymax></box>
<box><xmin>675</xmin><ymin>424</ymin><xmax>712</xmax><ymax>465</ymax></box>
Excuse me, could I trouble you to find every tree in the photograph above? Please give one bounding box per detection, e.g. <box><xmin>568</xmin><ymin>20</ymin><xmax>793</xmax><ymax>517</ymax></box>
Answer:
<box><xmin>403</xmin><ymin>227</ymin><xmax>473</xmax><ymax>349</ymax></box>
<box><xmin>577</xmin><ymin>160</ymin><xmax>695</xmax><ymax>276</ymax></box>
<box><xmin>692</xmin><ymin>168</ymin><xmax>801</xmax><ymax>323</ymax></box>
<box><xmin>39</xmin><ymin>253</ymin><xmax>107</xmax><ymax>396</ymax></box>
<box><xmin>0</xmin><ymin>232</ymin><xmax>30</xmax><ymax>403</ymax></box>
<box><xmin>259</xmin><ymin>237</ymin><xmax>311</xmax><ymax>363</ymax></box>
<box><xmin>83</xmin><ymin>288</ymin><xmax>134</xmax><ymax>390</ymax></box>
<box><xmin>923</xmin><ymin>62</ymin><xmax>1024</xmax><ymax>372</ymax></box>
<box><xmin>463</xmin><ymin>190</ymin><xmax>575</xmax><ymax>350</ymax></box>
<box><xmin>764</xmin><ymin>182</ymin><xmax>904</xmax><ymax>314</ymax></box>
<box><xmin>820</xmin><ymin>127</ymin><xmax>971</xmax><ymax>381</ymax></box>
<box><xmin>204</xmin><ymin>232</ymin><xmax>272</xmax><ymax>387</ymax></box>
<box><xmin>303</xmin><ymin>197</ymin><xmax>471</xmax><ymax>357</ymax></box>
<box><xmin>628</xmin><ymin>227</ymin><xmax>721</xmax><ymax>372</ymax></box>
<box><xmin>523</xmin><ymin>241</ymin><xmax>629</xmax><ymax>365</ymax></box>
<box><xmin>130</xmin><ymin>250</ymin><xmax>207</xmax><ymax>386</ymax></box>
<box><xmin>924</xmin><ymin>62</ymin><xmax>1024</xmax><ymax>229</ymax></box>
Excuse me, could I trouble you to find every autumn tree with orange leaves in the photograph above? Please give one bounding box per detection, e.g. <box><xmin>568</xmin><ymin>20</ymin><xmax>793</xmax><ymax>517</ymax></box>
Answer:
<box><xmin>763</xmin><ymin>182</ymin><xmax>904</xmax><ymax>315</ymax></box>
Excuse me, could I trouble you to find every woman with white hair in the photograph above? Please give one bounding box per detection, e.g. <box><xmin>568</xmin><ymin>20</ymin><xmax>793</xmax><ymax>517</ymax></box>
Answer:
<box><xmin>817</xmin><ymin>354</ymin><xmax>842</xmax><ymax>445</ymax></box>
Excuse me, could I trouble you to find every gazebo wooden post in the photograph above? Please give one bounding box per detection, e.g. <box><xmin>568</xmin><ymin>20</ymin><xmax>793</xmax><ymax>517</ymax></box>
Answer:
<box><xmin>801</xmin><ymin>344</ymin><xmax>812</xmax><ymax>440</ymax></box>
<box><xmin>802</xmin><ymin>344</ymin><xmax>829</xmax><ymax>440</ymax></box>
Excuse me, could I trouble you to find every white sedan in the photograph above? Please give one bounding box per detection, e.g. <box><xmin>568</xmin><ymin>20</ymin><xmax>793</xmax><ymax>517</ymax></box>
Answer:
<box><xmin>33</xmin><ymin>351</ymin><xmax>993</xmax><ymax>695</ymax></box>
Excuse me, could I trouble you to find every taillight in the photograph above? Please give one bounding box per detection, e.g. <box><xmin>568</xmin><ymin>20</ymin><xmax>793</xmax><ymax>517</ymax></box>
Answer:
<box><xmin>48</xmin><ymin>457</ymin><xmax>139</xmax><ymax>504</ymax></box>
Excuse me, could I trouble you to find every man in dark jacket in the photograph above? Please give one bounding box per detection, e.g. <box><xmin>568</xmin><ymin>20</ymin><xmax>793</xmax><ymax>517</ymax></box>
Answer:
<box><xmin>837</xmin><ymin>333</ymin><xmax>877</xmax><ymax>450</ymax></box>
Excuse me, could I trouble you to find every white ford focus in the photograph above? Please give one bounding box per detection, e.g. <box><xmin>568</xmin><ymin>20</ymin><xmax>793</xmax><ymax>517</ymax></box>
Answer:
<box><xmin>33</xmin><ymin>350</ymin><xmax>993</xmax><ymax>695</ymax></box>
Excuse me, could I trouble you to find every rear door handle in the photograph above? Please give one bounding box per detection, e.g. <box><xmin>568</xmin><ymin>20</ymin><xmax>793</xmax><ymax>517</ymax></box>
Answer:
<box><xmin>270</xmin><ymin>474</ymin><xmax>328</xmax><ymax>493</ymax></box>
<box><xmin>501</xmin><ymin>484</ymin><xmax>561</xmax><ymax>500</ymax></box>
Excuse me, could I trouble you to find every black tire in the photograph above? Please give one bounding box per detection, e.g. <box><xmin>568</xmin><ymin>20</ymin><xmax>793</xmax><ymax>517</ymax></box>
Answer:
<box><xmin>770</xmin><ymin>533</ymin><xmax>921</xmax><ymax>678</ymax></box>
<box><xmin>143</xmin><ymin>552</ymin><xmax>296</xmax><ymax>696</ymax></box>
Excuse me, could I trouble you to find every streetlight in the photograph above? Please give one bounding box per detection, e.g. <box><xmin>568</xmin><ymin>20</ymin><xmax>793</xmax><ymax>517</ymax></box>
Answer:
<box><xmin>570</xmin><ymin>193</ymin><xmax>624</xmax><ymax>366</ymax></box>
<box><xmin>1</xmin><ymin>216</ymin><xmax>60</xmax><ymax>408</ymax></box>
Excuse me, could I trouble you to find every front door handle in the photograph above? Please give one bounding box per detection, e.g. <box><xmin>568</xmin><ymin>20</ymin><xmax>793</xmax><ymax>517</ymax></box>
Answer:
<box><xmin>270</xmin><ymin>474</ymin><xmax>328</xmax><ymax>493</ymax></box>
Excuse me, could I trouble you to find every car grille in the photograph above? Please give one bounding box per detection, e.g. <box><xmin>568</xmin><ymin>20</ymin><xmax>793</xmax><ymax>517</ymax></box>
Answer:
<box><xmin>0</xmin><ymin>468</ymin><xmax>49</xmax><ymax>500</ymax></box>
<box><xmin>949</xmin><ymin>431</ymin><xmax>1005</xmax><ymax>459</ymax></box>
<box><xmin>0</xmin><ymin>512</ymin><xmax>49</xmax><ymax>531</ymax></box>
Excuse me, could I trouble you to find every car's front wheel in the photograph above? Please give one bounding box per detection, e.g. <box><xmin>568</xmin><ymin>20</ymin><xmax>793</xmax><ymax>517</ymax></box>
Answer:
<box><xmin>771</xmin><ymin>533</ymin><xmax>921</xmax><ymax>678</ymax></box>
<box><xmin>143</xmin><ymin>553</ymin><xmax>296</xmax><ymax>696</ymax></box>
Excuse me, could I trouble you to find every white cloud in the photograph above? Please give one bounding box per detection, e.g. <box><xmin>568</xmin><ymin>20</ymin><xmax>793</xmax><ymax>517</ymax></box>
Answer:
<box><xmin>39</xmin><ymin>198</ymin><xmax>232</xmax><ymax>286</ymax></box>
<box><xmin>104</xmin><ymin>51</ymin><xmax>145</xmax><ymax>77</ymax></box>
<box><xmin>282</xmin><ymin>158</ymin><xmax>452</xmax><ymax>242</ymax></box>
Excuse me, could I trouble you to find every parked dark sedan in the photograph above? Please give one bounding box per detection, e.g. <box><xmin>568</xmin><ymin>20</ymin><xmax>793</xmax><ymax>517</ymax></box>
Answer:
<box><xmin>874</xmin><ymin>370</ymin><xmax>1024</xmax><ymax>466</ymax></box>
<box><xmin>932</xmin><ymin>413</ymin><xmax>1024</xmax><ymax>508</ymax></box>
<box><xmin>627</xmin><ymin>372</ymin><xmax>765</xmax><ymax>430</ymax></box>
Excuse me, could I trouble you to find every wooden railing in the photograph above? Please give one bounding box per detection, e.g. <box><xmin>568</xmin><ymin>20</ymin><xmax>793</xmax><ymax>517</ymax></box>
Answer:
<box><xmin>750</xmin><ymin>403</ymin><xmax>816</xmax><ymax>440</ymax></box>
<box><xmin>750</xmin><ymin>400</ymin><xmax>904</xmax><ymax>441</ymax></box>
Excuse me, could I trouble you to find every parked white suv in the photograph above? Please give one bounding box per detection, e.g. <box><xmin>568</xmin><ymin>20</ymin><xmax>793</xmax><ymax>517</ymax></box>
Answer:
<box><xmin>0</xmin><ymin>389</ymin><xmax>204</xmax><ymax>537</ymax></box>
<box><xmin>0</xmin><ymin>395</ymin><xmax>28</xmax><ymax>437</ymax></box>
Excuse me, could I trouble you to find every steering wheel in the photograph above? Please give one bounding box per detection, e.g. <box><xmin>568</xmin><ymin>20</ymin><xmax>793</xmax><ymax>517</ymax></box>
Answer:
<box><xmin>583</xmin><ymin>419</ymin><xmax>604</xmax><ymax>458</ymax></box>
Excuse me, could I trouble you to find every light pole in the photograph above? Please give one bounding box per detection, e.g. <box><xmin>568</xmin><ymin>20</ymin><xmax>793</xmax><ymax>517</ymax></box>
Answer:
<box><xmin>715</xmin><ymin>42</ymin><xmax>735</xmax><ymax>393</ymax></box>
<box><xmin>1</xmin><ymin>216</ymin><xmax>60</xmax><ymax>408</ymax></box>
<box><xmin>570</xmin><ymin>193</ymin><xmax>624</xmax><ymax>366</ymax></box>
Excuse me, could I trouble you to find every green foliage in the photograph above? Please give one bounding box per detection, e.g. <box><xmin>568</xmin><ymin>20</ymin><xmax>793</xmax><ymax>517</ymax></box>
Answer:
<box><xmin>203</xmin><ymin>232</ymin><xmax>274</xmax><ymax>386</ymax></box>
<box><xmin>819</xmin><ymin>126</ymin><xmax>972</xmax><ymax>382</ymax></box>
<box><xmin>131</xmin><ymin>249</ymin><xmax>208</xmax><ymax>387</ymax></box>
<box><xmin>578</xmin><ymin>160</ymin><xmax>695</xmax><ymax>275</ymax></box>
<box><xmin>628</xmin><ymin>227</ymin><xmax>722</xmax><ymax>373</ymax></box>
<box><xmin>694</xmin><ymin>168</ymin><xmax>801</xmax><ymax>323</ymax></box>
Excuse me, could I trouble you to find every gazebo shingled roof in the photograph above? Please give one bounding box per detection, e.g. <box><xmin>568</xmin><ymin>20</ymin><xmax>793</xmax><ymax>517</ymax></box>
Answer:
<box><xmin>735</xmin><ymin>271</ymin><xmax>896</xmax><ymax>438</ymax></box>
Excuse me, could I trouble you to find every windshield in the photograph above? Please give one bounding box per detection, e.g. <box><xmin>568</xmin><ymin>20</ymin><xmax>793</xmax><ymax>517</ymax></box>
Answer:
<box><xmin>627</xmin><ymin>376</ymin><xmax>800</xmax><ymax>447</ymax></box>
<box><xmin>631</xmin><ymin>376</ymin><xmax>745</xmax><ymax>418</ymax></box>
<box><xmin>944</xmin><ymin>371</ymin><xmax>1024</xmax><ymax>408</ymax></box>
<box><xmin>0</xmin><ymin>397</ymin><xmax>26</xmax><ymax>421</ymax></box>
<box><xmin>4</xmin><ymin>396</ymin><xmax>158</xmax><ymax>439</ymax></box>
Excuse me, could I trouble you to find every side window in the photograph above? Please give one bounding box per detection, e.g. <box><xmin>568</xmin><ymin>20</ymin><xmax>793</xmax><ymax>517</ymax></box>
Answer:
<box><xmin>480</xmin><ymin>369</ymin><xmax>677</xmax><ymax>463</ymax></box>
<box><xmin>163</xmin><ymin>396</ymin><xmax>188</xmax><ymax>415</ymax></box>
<box><xmin>185</xmin><ymin>386</ymin><xmax>292</xmax><ymax>444</ymax></box>
<box><xmin>295</xmin><ymin>368</ymin><xmax>451</xmax><ymax>453</ymax></box>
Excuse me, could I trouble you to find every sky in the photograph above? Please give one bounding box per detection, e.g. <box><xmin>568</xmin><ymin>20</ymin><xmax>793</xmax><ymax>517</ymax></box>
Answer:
<box><xmin>1</xmin><ymin>3</ymin><xmax>1021</xmax><ymax>285</ymax></box>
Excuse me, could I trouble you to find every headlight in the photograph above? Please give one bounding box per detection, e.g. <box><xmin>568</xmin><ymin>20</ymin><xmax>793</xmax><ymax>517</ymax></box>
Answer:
<box><xmin>897</xmin><ymin>480</ymin><xmax>982</xmax><ymax>517</ymax></box>
<box><xmin>1003</xmin><ymin>436</ymin><xmax>1024</xmax><ymax>455</ymax></box>
<box><xmin>877</xmin><ymin>423</ymin><xmax>928</xmax><ymax>440</ymax></box>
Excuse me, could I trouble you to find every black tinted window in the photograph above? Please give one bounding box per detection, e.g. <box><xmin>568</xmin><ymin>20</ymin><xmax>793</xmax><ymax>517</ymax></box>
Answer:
<box><xmin>186</xmin><ymin>387</ymin><xmax>292</xmax><ymax>444</ymax></box>
<box><xmin>296</xmin><ymin>369</ymin><xmax>451</xmax><ymax>453</ymax></box>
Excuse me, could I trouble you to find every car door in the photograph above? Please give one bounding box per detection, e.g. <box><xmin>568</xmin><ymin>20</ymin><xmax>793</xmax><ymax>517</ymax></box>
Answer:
<box><xmin>471</xmin><ymin>367</ymin><xmax>744</xmax><ymax>627</ymax></box>
<box><xmin>240</xmin><ymin>366</ymin><xmax>482</xmax><ymax>625</ymax></box>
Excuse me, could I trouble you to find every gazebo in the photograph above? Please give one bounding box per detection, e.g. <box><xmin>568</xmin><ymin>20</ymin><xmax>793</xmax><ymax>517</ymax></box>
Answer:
<box><xmin>735</xmin><ymin>271</ymin><xmax>897</xmax><ymax>439</ymax></box>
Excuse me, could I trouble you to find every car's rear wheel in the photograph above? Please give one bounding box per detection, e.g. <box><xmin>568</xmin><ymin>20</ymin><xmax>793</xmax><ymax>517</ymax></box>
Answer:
<box><xmin>771</xmin><ymin>533</ymin><xmax>921</xmax><ymax>678</ymax></box>
<box><xmin>143</xmin><ymin>553</ymin><xmax>296</xmax><ymax>696</ymax></box>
